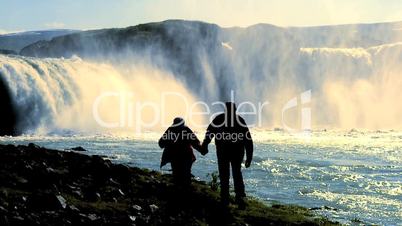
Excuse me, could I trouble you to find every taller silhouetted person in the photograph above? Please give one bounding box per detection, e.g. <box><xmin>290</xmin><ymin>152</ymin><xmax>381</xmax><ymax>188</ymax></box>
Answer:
<box><xmin>202</xmin><ymin>102</ymin><xmax>253</xmax><ymax>208</ymax></box>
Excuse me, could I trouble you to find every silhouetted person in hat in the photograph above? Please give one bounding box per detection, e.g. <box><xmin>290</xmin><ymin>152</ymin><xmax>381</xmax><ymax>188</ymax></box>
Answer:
<box><xmin>159</xmin><ymin>117</ymin><xmax>203</xmax><ymax>186</ymax></box>
<box><xmin>202</xmin><ymin>102</ymin><xmax>253</xmax><ymax>208</ymax></box>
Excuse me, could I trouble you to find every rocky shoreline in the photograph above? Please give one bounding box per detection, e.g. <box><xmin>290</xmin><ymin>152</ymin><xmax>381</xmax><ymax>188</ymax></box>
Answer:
<box><xmin>0</xmin><ymin>143</ymin><xmax>338</xmax><ymax>225</ymax></box>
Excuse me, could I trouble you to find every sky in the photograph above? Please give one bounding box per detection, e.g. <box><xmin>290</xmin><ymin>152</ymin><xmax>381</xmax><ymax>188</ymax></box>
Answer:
<box><xmin>1</xmin><ymin>0</ymin><xmax>402</xmax><ymax>33</ymax></box>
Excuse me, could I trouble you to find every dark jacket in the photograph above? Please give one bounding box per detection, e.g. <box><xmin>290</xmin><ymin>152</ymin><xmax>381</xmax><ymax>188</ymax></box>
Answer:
<box><xmin>159</xmin><ymin>125</ymin><xmax>201</xmax><ymax>168</ymax></box>
<box><xmin>203</xmin><ymin>113</ymin><xmax>253</xmax><ymax>161</ymax></box>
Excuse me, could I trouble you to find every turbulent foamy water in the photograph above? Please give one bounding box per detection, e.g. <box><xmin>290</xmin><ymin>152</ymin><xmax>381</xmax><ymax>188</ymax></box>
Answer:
<box><xmin>1</xmin><ymin>130</ymin><xmax>401</xmax><ymax>225</ymax></box>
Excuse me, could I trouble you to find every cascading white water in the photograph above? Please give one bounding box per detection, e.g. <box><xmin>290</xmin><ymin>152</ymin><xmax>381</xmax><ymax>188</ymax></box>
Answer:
<box><xmin>299</xmin><ymin>42</ymin><xmax>402</xmax><ymax>129</ymax></box>
<box><xmin>195</xmin><ymin>41</ymin><xmax>402</xmax><ymax>130</ymax></box>
<box><xmin>1</xmin><ymin>40</ymin><xmax>402</xmax><ymax>135</ymax></box>
<box><xmin>0</xmin><ymin>54</ymin><xmax>204</xmax><ymax>135</ymax></box>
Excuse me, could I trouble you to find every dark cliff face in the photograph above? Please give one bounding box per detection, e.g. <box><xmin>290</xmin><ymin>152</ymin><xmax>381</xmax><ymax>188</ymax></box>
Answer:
<box><xmin>21</xmin><ymin>20</ymin><xmax>402</xmax><ymax>98</ymax></box>
<box><xmin>19</xmin><ymin>21</ymin><xmax>224</xmax><ymax>97</ymax></box>
<box><xmin>0</xmin><ymin>76</ymin><xmax>17</xmax><ymax>135</ymax></box>
<box><xmin>19</xmin><ymin>20</ymin><xmax>299</xmax><ymax>102</ymax></box>
<box><xmin>19</xmin><ymin>21</ymin><xmax>223</xmax><ymax>62</ymax></box>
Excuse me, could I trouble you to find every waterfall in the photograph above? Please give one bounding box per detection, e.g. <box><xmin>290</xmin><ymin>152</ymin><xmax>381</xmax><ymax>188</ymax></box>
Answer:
<box><xmin>1</xmin><ymin>40</ymin><xmax>402</xmax><ymax>135</ymax></box>
<box><xmin>0</xmin><ymin>55</ymin><xmax>202</xmax><ymax>135</ymax></box>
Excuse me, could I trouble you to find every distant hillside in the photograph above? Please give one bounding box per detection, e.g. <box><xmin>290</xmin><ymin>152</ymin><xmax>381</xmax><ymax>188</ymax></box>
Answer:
<box><xmin>0</xmin><ymin>49</ymin><xmax>17</xmax><ymax>55</ymax></box>
<box><xmin>19</xmin><ymin>20</ymin><xmax>402</xmax><ymax>57</ymax></box>
<box><xmin>0</xmin><ymin>29</ymin><xmax>79</xmax><ymax>52</ymax></box>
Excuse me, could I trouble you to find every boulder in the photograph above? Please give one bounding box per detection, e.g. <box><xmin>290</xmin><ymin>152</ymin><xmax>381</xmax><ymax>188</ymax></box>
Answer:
<box><xmin>69</xmin><ymin>146</ymin><xmax>87</xmax><ymax>152</ymax></box>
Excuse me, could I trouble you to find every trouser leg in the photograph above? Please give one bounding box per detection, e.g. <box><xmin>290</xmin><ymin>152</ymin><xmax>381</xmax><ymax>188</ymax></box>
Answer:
<box><xmin>171</xmin><ymin>159</ymin><xmax>192</xmax><ymax>187</ymax></box>
<box><xmin>231</xmin><ymin>160</ymin><xmax>245</xmax><ymax>198</ymax></box>
<box><xmin>182</xmin><ymin>160</ymin><xmax>192</xmax><ymax>186</ymax></box>
<box><xmin>217</xmin><ymin>156</ymin><xmax>230</xmax><ymax>203</ymax></box>
<box><xmin>171</xmin><ymin>160</ymin><xmax>180</xmax><ymax>183</ymax></box>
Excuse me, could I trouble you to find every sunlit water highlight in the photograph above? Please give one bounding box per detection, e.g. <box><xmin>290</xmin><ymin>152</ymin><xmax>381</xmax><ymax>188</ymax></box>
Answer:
<box><xmin>1</xmin><ymin>130</ymin><xmax>401</xmax><ymax>225</ymax></box>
